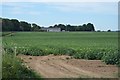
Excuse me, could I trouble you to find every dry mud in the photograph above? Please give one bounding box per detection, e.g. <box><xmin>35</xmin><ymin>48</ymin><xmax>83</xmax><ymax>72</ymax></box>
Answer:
<box><xmin>18</xmin><ymin>54</ymin><xmax>118</xmax><ymax>78</ymax></box>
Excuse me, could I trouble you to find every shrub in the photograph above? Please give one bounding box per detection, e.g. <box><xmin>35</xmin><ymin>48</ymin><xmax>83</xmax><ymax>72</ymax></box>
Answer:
<box><xmin>102</xmin><ymin>51</ymin><xmax>120</xmax><ymax>65</ymax></box>
<box><xmin>65</xmin><ymin>48</ymin><xmax>76</xmax><ymax>56</ymax></box>
<box><xmin>84</xmin><ymin>52</ymin><xmax>97</xmax><ymax>60</ymax></box>
<box><xmin>73</xmin><ymin>53</ymin><xmax>82</xmax><ymax>59</ymax></box>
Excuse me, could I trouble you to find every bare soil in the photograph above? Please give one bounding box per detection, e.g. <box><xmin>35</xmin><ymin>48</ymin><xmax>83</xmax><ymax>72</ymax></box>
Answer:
<box><xmin>18</xmin><ymin>54</ymin><xmax>118</xmax><ymax>78</ymax></box>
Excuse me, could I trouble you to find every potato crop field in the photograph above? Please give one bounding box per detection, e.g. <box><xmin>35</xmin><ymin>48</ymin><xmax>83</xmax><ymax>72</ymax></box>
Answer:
<box><xmin>2</xmin><ymin>32</ymin><xmax>120</xmax><ymax>65</ymax></box>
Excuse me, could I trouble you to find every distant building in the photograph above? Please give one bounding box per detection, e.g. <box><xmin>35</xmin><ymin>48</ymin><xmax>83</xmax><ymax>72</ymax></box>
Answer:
<box><xmin>47</xmin><ymin>28</ymin><xmax>61</xmax><ymax>32</ymax></box>
<box><xmin>41</xmin><ymin>27</ymin><xmax>61</xmax><ymax>32</ymax></box>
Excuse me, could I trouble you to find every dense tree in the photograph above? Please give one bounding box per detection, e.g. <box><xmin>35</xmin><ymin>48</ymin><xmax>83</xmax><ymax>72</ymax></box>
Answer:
<box><xmin>78</xmin><ymin>25</ymin><xmax>83</xmax><ymax>31</ymax></box>
<box><xmin>2</xmin><ymin>18</ymin><xmax>14</xmax><ymax>31</ymax></box>
<box><xmin>20</xmin><ymin>21</ymin><xmax>31</xmax><ymax>31</ymax></box>
<box><xmin>107</xmin><ymin>30</ymin><xmax>111</xmax><ymax>32</ymax></box>
<box><xmin>82</xmin><ymin>24</ymin><xmax>87</xmax><ymax>31</ymax></box>
<box><xmin>49</xmin><ymin>26</ymin><xmax>53</xmax><ymax>28</ymax></box>
<box><xmin>53</xmin><ymin>24</ymin><xmax>58</xmax><ymax>28</ymax></box>
<box><xmin>57</xmin><ymin>24</ymin><xmax>66</xmax><ymax>31</ymax></box>
<box><xmin>66</xmin><ymin>24</ymin><xmax>71</xmax><ymax>31</ymax></box>
<box><xmin>11</xmin><ymin>19</ymin><xmax>20</xmax><ymax>31</ymax></box>
<box><xmin>86</xmin><ymin>23</ymin><xmax>95</xmax><ymax>31</ymax></box>
<box><xmin>2</xmin><ymin>18</ymin><xmax>32</xmax><ymax>31</ymax></box>
<box><xmin>31</xmin><ymin>23</ymin><xmax>41</xmax><ymax>31</ymax></box>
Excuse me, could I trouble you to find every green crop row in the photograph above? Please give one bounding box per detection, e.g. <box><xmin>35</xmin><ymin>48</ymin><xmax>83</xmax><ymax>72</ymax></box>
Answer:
<box><xmin>3</xmin><ymin>46</ymin><xmax>120</xmax><ymax>66</ymax></box>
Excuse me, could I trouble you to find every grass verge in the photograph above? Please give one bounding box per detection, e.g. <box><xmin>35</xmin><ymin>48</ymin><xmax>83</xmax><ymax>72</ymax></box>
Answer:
<box><xmin>2</xmin><ymin>53</ymin><xmax>42</xmax><ymax>80</ymax></box>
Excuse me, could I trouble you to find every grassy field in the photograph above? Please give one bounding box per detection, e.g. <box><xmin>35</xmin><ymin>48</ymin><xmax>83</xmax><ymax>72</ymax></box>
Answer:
<box><xmin>2</xmin><ymin>32</ymin><xmax>119</xmax><ymax>65</ymax></box>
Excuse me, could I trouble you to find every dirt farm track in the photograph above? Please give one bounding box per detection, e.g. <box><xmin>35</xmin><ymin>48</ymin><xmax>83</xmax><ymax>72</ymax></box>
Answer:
<box><xmin>18</xmin><ymin>54</ymin><xmax>118</xmax><ymax>78</ymax></box>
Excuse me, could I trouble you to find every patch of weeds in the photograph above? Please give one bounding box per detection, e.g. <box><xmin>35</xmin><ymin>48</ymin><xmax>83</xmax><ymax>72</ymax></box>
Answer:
<box><xmin>102</xmin><ymin>51</ymin><xmax>120</xmax><ymax>65</ymax></box>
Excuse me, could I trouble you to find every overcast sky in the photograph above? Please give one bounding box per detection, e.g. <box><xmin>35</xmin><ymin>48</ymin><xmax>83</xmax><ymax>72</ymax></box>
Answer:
<box><xmin>1</xmin><ymin>1</ymin><xmax>118</xmax><ymax>31</ymax></box>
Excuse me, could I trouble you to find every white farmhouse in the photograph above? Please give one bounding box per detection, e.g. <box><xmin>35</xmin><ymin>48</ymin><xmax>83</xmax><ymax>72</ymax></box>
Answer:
<box><xmin>41</xmin><ymin>27</ymin><xmax>61</xmax><ymax>32</ymax></box>
<box><xmin>47</xmin><ymin>28</ymin><xmax>61</xmax><ymax>32</ymax></box>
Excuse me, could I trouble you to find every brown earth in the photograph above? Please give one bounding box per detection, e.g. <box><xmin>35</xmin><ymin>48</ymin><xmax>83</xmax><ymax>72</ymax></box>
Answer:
<box><xmin>18</xmin><ymin>54</ymin><xmax>118</xmax><ymax>78</ymax></box>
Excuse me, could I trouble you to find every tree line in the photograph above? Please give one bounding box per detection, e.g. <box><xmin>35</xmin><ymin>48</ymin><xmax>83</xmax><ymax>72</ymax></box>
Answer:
<box><xmin>49</xmin><ymin>23</ymin><xmax>95</xmax><ymax>31</ymax></box>
<box><xmin>1</xmin><ymin>18</ymin><xmax>41</xmax><ymax>31</ymax></box>
<box><xmin>1</xmin><ymin>18</ymin><xmax>95</xmax><ymax>31</ymax></box>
